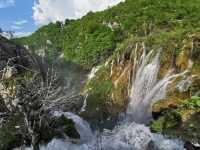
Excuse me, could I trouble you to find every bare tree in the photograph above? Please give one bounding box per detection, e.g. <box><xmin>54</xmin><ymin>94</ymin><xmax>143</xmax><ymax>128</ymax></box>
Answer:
<box><xmin>0</xmin><ymin>60</ymin><xmax>79</xmax><ymax>150</ymax></box>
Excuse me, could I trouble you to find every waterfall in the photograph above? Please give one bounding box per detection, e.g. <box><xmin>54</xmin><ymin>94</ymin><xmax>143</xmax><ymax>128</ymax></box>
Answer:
<box><xmin>80</xmin><ymin>94</ymin><xmax>88</xmax><ymax>112</ymax></box>
<box><xmin>126</xmin><ymin>49</ymin><xmax>188</xmax><ymax>123</ymax></box>
<box><xmin>16</xmin><ymin>49</ymin><xmax>187</xmax><ymax>150</ymax></box>
<box><xmin>87</xmin><ymin>66</ymin><xmax>101</xmax><ymax>80</ymax></box>
<box><xmin>126</xmin><ymin>48</ymin><xmax>160</xmax><ymax>123</ymax></box>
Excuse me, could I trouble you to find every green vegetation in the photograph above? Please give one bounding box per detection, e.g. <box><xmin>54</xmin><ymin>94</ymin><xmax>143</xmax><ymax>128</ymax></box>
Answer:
<box><xmin>83</xmin><ymin>65</ymin><xmax>113</xmax><ymax>120</ymax></box>
<box><xmin>150</xmin><ymin>111</ymin><xmax>182</xmax><ymax>133</ymax></box>
<box><xmin>183</xmin><ymin>96</ymin><xmax>200</xmax><ymax>108</ymax></box>
<box><xmin>2</xmin><ymin>0</ymin><xmax>200</xmax><ymax>146</ymax></box>
<box><xmin>15</xmin><ymin>0</ymin><xmax>200</xmax><ymax>69</ymax></box>
<box><xmin>50</xmin><ymin>115</ymin><xmax>80</xmax><ymax>139</ymax></box>
<box><xmin>0</xmin><ymin>115</ymin><xmax>24</xmax><ymax>150</ymax></box>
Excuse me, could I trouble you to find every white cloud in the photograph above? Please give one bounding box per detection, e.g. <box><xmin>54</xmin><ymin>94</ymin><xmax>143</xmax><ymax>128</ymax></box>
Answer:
<box><xmin>11</xmin><ymin>20</ymin><xmax>28</xmax><ymax>30</ymax></box>
<box><xmin>11</xmin><ymin>25</ymin><xmax>23</xmax><ymax>30</ymax></box>
<box><xmin>14</xmin><ymin>20</ymin><xmax>28</xmax><ymax>26</ymax></box>
<box><xmin>33</xmin><ymin>0</ymin><xmax>125</xmax><ymax>25</ymax></box>
<box><xmin>14</xmin><ymin>31</ymin><xmax>32</xmax><ymax>38</ymax></box>
<box><xmin>0</xmin><ymin>0</ymin><xmax>15</xmax><ymax>8</ymax></box>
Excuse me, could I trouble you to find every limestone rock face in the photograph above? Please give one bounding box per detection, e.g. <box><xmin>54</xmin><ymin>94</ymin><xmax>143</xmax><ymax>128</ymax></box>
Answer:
<box><xmin>83</xmin><ymin>33</ymin><xmax>200</xmax><ymax>133</ymax></box>
<box><xmin>81</xmin><ymin>48</ymin><xmax>133</xmax><ymax>124</ymax></box>
<box><xmin>151</xmin><ymin>32</ymin><xmax>200</xmax><ymax>144</ymax></box>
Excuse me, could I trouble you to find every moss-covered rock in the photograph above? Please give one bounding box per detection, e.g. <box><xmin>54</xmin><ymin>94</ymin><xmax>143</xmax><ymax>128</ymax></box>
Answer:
<box><xmin>50</xmin><ymin>115</ymin><xmax>80</xmax><ymax>139</ymax></box>
<box><xmin>81</xmin><ymin>41</ymin><xmax>134</xmax><ymax>124</ymax></box>
<box><xmin>152</xmin><ymin>74</ymin><xmax>200</xmax><ymax>118</ymax></box>
<box><xmin>151</xmin><ymin>96</ymin><xmax>200</xmax><ymax>144</ymax></box>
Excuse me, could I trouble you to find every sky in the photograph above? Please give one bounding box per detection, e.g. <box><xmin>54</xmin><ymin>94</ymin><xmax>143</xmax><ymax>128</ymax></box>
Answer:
<box><xmin>0</xmin><ymin>0</ymin><xmax>124</xmax><ymax>37</ymax></box>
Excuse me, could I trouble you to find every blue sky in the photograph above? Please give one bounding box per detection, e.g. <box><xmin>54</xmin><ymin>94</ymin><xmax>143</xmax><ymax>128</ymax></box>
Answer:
<box><xmin>0</xmin><ymin>0</ymin><xmax>37</xmax><ymax>36</ymax></box>
<box><xmin>0</xmin><ymin>0</ymin><xmax>124</xmax><ymax>37</ymax></box>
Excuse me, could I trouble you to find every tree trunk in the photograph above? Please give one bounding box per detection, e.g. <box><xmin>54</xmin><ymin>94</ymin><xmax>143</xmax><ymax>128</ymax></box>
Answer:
<box><xmin>31</xmin><ymin>133</ymin><xmax>40</xmax><ymax>150</ymax></box>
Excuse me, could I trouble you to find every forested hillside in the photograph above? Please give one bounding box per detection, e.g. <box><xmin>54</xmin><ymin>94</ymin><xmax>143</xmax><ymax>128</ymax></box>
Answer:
<box><xmin>15</xmin><ymin>0</ymin><xmax>200</xmax><ymax>69</ymax></box>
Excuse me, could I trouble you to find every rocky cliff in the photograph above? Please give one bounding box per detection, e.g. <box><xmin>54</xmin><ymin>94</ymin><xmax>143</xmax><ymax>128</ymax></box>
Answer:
<box><xmin>81</xmin><ymin>33</ymin><xmax>200</xmax><ymax>143</ymax></box>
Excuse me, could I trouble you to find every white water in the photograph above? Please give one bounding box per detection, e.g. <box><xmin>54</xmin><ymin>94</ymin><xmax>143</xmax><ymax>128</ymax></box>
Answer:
<box><xmin>16</xmin><ymin>49</ymin><xmax>187</xmax><ymax>150</ymax></box>
<box><xmin>88</xmin><ymin>66</ymin><xmax>102</xmax><ymax>80</ymax></box>
<box><xmin>127</xmin><ymin>49</ymin><xmax>188</xmax><ymax>123</ymax></box>
<box><xmin>53</xmin><ymin>111</ymin><xmax>94</xmax><ymax>144</ymax></box>
<box><xmin>18</xmin><ymin>109</ymin><xmax>185</xmax><ymax>150</ymax></box>
<box><xmin>80</xmin><ymin>94</ymin><xmax>88</xmax><ymax>112</ymax></box>
<box><xmin>20</xmin><ymin>120</ymin><xmax>184</xmax><ymax>150</ymax></box>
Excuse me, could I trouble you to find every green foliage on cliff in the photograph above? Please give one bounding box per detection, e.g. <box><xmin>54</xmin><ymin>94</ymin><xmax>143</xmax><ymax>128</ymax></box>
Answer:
<box><xmin>15</xmin><ymin>0</ymin><xmax>200</xmax><ymax>69</ymax></box>
<box><xmin>83</xmin><ymin>65</ymin><xmax>113</xmax><ymax>120</ymax></box>
<box><xmin>183</xmin><ymin>96</ymin><xmax>200</xmax><ymax>108</ymax></box>
<box><xmin>150</xmin><ymin>111</ymin><xmax>182</xmax><ymax>133</ymax></box>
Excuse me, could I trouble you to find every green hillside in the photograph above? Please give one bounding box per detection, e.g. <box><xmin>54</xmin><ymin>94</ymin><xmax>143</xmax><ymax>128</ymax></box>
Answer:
<box><xmin>15</xmin><ymin>0</ymin><xmax>200</xmax><ymax>69</ymax></box>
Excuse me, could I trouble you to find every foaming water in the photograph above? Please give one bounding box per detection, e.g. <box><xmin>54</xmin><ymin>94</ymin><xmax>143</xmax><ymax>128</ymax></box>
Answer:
<box><xmin>126</xmin><ymin>49</ymin><xmax>160</xmax><ymax>123</ymax></box>
<box><xmin>18</xmin><ymin>112</ymin><xmax>185</xmax><ymax>150</ymax></box>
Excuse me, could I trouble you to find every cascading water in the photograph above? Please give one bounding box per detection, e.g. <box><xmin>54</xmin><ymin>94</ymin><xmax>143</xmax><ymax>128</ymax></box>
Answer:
<box><xmin>80</xmin><ymin>94</ymin><xmax>88</xmax><ymax>112</ymax></box>
<box><xmin>126</xmin><ymin>48</ymin><xmax>188</xmax><ymax>123</ymax></box>
<box><xmin>17</xmin><ymin>49</ymin><xmax>187</xmax><ymax>150</ymax></box>
<box><xmin>53</xmin><ymin>111</ymin><xmax>94</xmax><ymax>143</ymax></box>
<box><xmin>126</xmin><ymin>48</ymin><xmax>161</xmax><ymax>123</ymax></box>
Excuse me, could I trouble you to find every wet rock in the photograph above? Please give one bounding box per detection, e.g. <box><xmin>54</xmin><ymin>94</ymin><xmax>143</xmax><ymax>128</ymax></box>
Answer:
<box><xmin>50</xmin><ymin>115</ymin><xmax>80</xmax><ymax>140</ymax></box>
<box><xmin>151</xmin><ymin>97</ymin><xmax>200</xmax><ymax>145</ymax></box>
<box><xmin>184</xmin><ymin>141</ymin><xmax>200</xmax><ymax>150</ymax></box>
